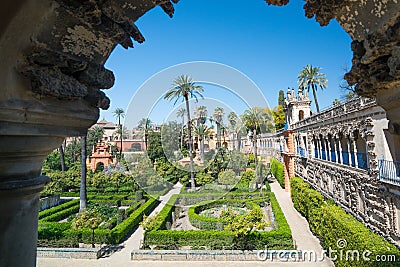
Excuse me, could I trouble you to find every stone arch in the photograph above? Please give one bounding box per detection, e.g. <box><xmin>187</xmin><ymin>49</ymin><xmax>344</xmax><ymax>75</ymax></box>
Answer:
<box><xmin>1</xmin><ymin>1</ymin><xmax>400</xmax><ymax>266</ymax></box>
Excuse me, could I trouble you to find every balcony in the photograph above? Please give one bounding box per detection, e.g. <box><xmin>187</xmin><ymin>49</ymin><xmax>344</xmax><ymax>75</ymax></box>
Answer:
<box><xmin>379</xmin><ymin>160</ymin><xmax>400</xmax><ymax>185</ymax></box>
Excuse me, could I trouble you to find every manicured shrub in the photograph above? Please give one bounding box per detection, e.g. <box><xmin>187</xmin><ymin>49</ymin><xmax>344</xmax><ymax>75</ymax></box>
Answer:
<box><xmin>40</xmin><ymin>204</ymin><xmax>80</xmax><ymax>222</ymax></box>
<box><xmin>144</xmin><ymin>192</ymin><xmax>293</xmax><ymax>250</ymax></box>
<box><xmin>38</xmin><ymin>199</ymin><xmax>79</xmax><ymax>220</ymax></box>
<box><xmin>291</xmin><ymin>177</ymin><xmax>324</xmax><ymax>220</ymax></box>
<box><xmin>270</xmin><ymin>158</ymin><xmax>285</xmax><ymax>188</ymax></box>
<box><xmin>291</xmin><ymin>177</ymin><xmax>400</xmax><ymax>267</ymax></box>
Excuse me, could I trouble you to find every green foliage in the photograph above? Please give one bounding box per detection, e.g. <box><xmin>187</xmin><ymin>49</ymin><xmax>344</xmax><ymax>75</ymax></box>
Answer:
<box><xmin>140</xmin><ymin>213</ymin><xmax>160</xmax><ymax>232</ymax></box>
<box><xmin>291</xmin><ymin>178</ymin><xmax>400</xmax><ymax>267</ymax></box>
<box><xmin>278</xmin><ymin>90</ymin><xmax>285</xmax><ymax>107</ymax></box>
<box><xmin>39</xmin><ymin>199</ymin><xmax>80</xmax><ymax>220</ymax></box>
<box><xmin>241</xmin><ymin>170</ymin><xmax>255</xmax><ymax>184</ymax></box>
<box><xmin>217</xmin><ymin>170</ymin><xmax>238</xmax><ymax>186</ymax></box>
<box><xmin>291</xmin><ymin>177</ymin><xmax>324</xmax><ymax>220</ymax></box>
<box><xmin>144</xmin><ymin>192</ymin><xmax>293</xmax><ymax>250</ymax></box>
<box><xmin>195</xmin><ymin>171</ymin><xmax>214</xmax><ymax>186</ymax></box>
<box><xmin>273</xmin><ymin>105</ymin><xmax>286</xmax><ymax>130</ymax></box>
<box><xmin>71</xmin><ymin>207</ymin><xmax>102</xmax><ymax>230</ymax></box>
<box><xmin>40</xmin><ymin>203</ymin><xmax>80</xmax><ymax>222</ymax></box>
<box><xmin>270</xmin><ymin>158</ymin><xmax>285</xmax><ymax>189</ymax></box>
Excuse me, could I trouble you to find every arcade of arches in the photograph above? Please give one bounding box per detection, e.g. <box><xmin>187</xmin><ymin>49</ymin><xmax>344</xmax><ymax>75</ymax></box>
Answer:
<box><xmin>1</xmin><ymin>1</ymin><xmax>400</xmax><ymax>266</ymax></box>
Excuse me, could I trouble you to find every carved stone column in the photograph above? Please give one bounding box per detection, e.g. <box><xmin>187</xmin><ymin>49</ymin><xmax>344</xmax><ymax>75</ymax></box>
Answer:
<box><xmin>352</xmin><ymin>138</ymin><xmax>359</xmax><ymax>168</ymax></box>
<box><xmin>347</xmin><ymin>137</ymin><xmax>353</xmax><ymax>166</ymax></box>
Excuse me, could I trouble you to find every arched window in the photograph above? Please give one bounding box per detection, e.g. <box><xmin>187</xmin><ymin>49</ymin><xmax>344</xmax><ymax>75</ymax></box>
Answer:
<box><xmin>299</xmin><ymin>110</ymin><xmax>304</xmax><ymax>121</ymax></box>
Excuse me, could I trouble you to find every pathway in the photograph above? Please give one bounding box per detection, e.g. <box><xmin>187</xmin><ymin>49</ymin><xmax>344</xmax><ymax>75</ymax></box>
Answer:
<box><xmin>37</xmin><ymin>182</ymin><xmax>334</xmax><ymax>267</ymax></box>
<box><xmin>269</xmin><ymin>181</ymin><xmax>334</xmax><ymax>266</ymax></box>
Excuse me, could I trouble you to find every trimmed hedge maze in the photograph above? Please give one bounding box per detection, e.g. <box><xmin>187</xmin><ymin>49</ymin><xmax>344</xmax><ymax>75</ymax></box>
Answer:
<box><xmin>38</xmin><ymin>195</ymin><xmax>159</xmax><ymax>247</ymax></box>
<box><xmin>143</xmin><ymin>191</ymin><xmax>293</xmax><ymax>250</ymax></box>
<box><xmin>291</xmin><ymin>177</ymin><xmax>400</xmax><ymax>267</ymax></box>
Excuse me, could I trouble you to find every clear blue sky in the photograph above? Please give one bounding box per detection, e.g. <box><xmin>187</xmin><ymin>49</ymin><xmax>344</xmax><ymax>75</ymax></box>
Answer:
<box><xmin>102</xmin><ymin>0</ymin><xmax>352</xmax><ymax>125</ymax></box>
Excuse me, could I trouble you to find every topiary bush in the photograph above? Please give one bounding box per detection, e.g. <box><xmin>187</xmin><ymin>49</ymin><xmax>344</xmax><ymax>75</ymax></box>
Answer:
<box><xmin>270</xmin><ymin>158</ymin><xmax>285</xmax><ymax>188</ymax></box>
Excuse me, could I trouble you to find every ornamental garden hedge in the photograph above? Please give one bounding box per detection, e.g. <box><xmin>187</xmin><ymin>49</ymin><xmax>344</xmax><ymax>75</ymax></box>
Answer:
<box><xmin>38</xmin><ymin>194</ymin><xmax>159</xmax><ymax>247</ymax></box>
<box><xmin>270</xmin><ymin>158</ymin><xmax>284</xmax><ymax>188</ymax></box>
<box><xmin>143</xmin><ymin>191</ymin><xmax>293</xmax><ymax>250</ymax></box>
<box><xmin>291</xmin><ymin>177</ymin><xmax>400</xmax><ymax>267</ymax></box>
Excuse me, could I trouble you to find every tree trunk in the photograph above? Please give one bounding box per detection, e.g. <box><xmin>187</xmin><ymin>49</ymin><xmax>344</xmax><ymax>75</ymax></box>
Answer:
<box><xmin>185</xmin><ymin>95</ymin><xmax>195</xmax><ymax>190</ymax></box>
<box><xmin>59</xmin><ymin>143</ymin><xmax>66</xmax><ymax>172</ymax></box>
<box><xmin>200</xmin><ymin>137</ymin><xmax>204</xmax><ymax>163</ymax></box>
<box><xmin>216</xmin><ymin>123</ymin><xmax>221</xmax><ymax>148</ymax></box>
<box><xmin>80</xmin><ymin>135</ymin><xmax>87</xmax><ymax>212</ymax></box>
<box><xmin>119</xmin><ymin>117</ymin><xmax>123</xmax><ymax>160</ymax></box>
<box><xmin>312</xmin><ymin>85</ymin><xmax>320</xmax><ymax>113</ymax></box>
<box><xmin>180</xmin><ymin>117</ymin><xmax>184</xmax><ymax>150</ymax></box>
<box><xmin>253</xmin><ymin>128</ymin><xmax>258</xmax><ymax>167</ymax></box>
<box><xmin>92</xmin><ymin>229</ymin><xmax>95</xmax><ymax>248</ymax></box>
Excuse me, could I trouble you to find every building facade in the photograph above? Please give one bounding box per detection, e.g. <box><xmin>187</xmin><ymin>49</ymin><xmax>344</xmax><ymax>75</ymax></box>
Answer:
<box><xmin>258</xmin><ymin>90</ymin><xmax>400</xmax><ymax>247</ymax></box>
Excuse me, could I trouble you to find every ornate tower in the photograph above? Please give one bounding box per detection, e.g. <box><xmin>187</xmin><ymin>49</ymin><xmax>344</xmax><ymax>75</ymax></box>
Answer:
<box><xmin>284</xmin><ymin>87</ymin><xmax>312</xmax><ymax>127</ymax></box>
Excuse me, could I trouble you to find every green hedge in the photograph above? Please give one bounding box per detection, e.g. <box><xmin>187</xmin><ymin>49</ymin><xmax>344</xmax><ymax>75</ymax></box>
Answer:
<box><xmin>291</xmin><ymin>177</ymin><xmax>400</xmax><ymax>267</ymax></box>
<box><xmin>38</xmin><ymin>199</ymin><xmax>79</xmax><ymax>220</ymax></box>
<box><xmin>188</xmin><ymin>199</ymin><xmax>260</xmax><ymax>230</ymax></box>
<box><xmin>270</xmin><ymin>158</ymin><xmax>285</xmax><ymax>188</ymax></box>
<box><xmin>40</xmin><ymin>204</ymin><xmax>80</xmax><ymax>222</ymax></box>
<box><xmin>144</xmin><ymin>192</ymin><xmax>293</xmax><ymax>250</ymax></box>
<box><xmin>178</xmin><ymin>191</ymin><xmax>264</xmax><ymax>206</ymax></box>
<box><xmin>291</xmin><ymin>177</ymin><xmax>324</xmax><ymax>220</ymax></box>
<box><xmin>152</xmin><ymin>194</ymin><xmax>179</xmax><ymax>231</ymax></box>
<box><xmin>38</xmin><ymin>197</ymin><xmax>159</xmax><ymax>245</ymax></box>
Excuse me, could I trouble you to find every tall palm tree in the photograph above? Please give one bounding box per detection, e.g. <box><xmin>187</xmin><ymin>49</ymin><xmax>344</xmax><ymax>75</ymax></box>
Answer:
<box><xmin>196</xmin><ymin>105</ymin><xmax>208</xmax><ymax>124</ymax></box>
<box><xmin>113</xmin><ymin>108</ymin><xmax>125</xmax><ymax>159</ymax></box>
<box><xmin>137</xmin><ymin>118</ymin><xmax>153</xmax><ymax>150</ymax></box>
<box><xmin>227</xmin><ymin>112</ymin><xmax>238</xmax><ymax>150</ymax></box>
<box><xmin>164</xmin><ymin>75</ymin><xmax>204</xmax><ymax>190</ymax></box>
<box><xmin>242</xmin><ymin>107</ymin><xmax>266</xmax><ymax>166</ymax></box>
<box><xmin>176</xmin><ymin>108</ymin><xmax>186</xmax><ymax>149</ymax></box>
<box><xmin>213</xmin><ymin>107</ymin><xmax>224</xmax><ymax>148</ymax></box>
<box><xmin>297</xmin><ymin>65</ymin><xmax>327</xmax><ymax>113</ymax></box>
<box><xmin>193</xmin><ymin>124</ymin><xmax>211</xmax><ymax>163</ymax></box>
<box><xmin>80</xmin><ymin>134</ymin><xmax>87</xmax><ymax>212</ymax></box>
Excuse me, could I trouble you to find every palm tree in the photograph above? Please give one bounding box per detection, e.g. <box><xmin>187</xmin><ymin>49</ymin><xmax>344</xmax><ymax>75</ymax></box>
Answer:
<box><xmin>193</xmin><ymin>124</ymin><xmax>211</xmax><ymax>163</ymax></box>
<box><xmin>80</xmin><ymin>134</ymin><xmax>87</xmax><ymax>212</ymax></box>
<box><xmin>176</xmin><ymin>108</ymin><xmax>186</xmax><ymax>149</ymax></box>
<box><xmin>227</xmin><ymin>112</ymin><xmax>238</xmax><ymax>150</ymax></box>
<box><xmin>297</xmin><ymin>65</ymin><xmax>327</xmax><ymax>113</ymax></box>
<box><xmin>213</xmin><ymin>107</ymin><xmax>224</xmax><ymax>148</ymax></box>
<box><xmin>137</xmin><ymin>118</ymin><xmax>153</xmax><ymax>150</ymax></box>
<box><xmin>242</xmin><ymin>107</ymin><xmax>266</xmax><ymax>166</ymax></box>
<box><xmin>164</xmin><ymin>75</ymin><xmax>204</xmax><ymax>190</ymax></box>
<box><xmin>196</xmin><ymin>105</ymin><xmax>208</xmax><ymax>124</ymax></box>
<box><xmin>113</xmin><ymin>108</ymin><xmax>125</xmax><ymax>159</ymax></box>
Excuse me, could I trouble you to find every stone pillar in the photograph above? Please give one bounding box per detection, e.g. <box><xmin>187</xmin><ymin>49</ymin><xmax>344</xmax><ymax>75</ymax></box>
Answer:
<box><xmin>338</xmin><ymin>138</ymin><xmax>343</xmax><ymax>164</ymax></box>
<box><xmin>347</xmin><ymin>137</ymin><xmax>353</xmax><ymax>166</ymax></box>
<box><xmin>352</xmin><ymin>138</ymin><xmax>359</xmax><ymax>168</ymax></box>
<box><xmin>282</xmin><ymin>130</ymin><xmax>295</xmax><ymax>195</ymax></box>
<box><xmin>326</xmin><ymin>138</ymin><xmax>331</xmax><ymax>161</ymax></box>
<box><xmin>335</xmin><ymin>138</ymin><xmax>339</xmax><ymax>164</ymax></box>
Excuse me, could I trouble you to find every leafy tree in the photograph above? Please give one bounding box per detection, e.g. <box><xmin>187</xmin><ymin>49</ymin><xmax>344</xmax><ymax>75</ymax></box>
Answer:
<box><xmin>113</xmin><ymin>108</ymin><xmax>125</xmax><ymax>159</ymax></box>
<box><xmin>298</xmin><ymin>65</ymin><xmax>327</xmax><ymax>113</ymax></box>
<box><xmin>42</xmin><ymin>150</ymin><xmax>62</xmax><ymax>173</ymax></box>
<box><xmin>110</xmin><ymin>172</ymin><xmax>127</xmax><ymax>192</ymax></box>
<box><xmin>241</xmin><ymin>170</ymin><xmax>255</xmax><ymax>185</ymax></box>
<box><xmin>195</xmin><ymin>171</ymin><xmax>214</xmax><ymax>186</ymax></box>
<box><xmin>71</xmin><ymin>207</ymin><xmax>102</xmax><ymax>248</ymax></box>
<box><xmin>272</xmin><ymin>105</ymin><xmax>286</xmax><ymax>130</ymax></box>
<box><xmin>217</xmin><ymin>169</ymin><xmax>238</xmax><ymax>186</ymax></box>
<box><xmin>89</xmin><ymin>172</ymin><xmax>108</xmax><ymax>191</ymax></box>
<box><xmin>147</xmin><ymin>132</ymin><xmax>165</xmax><ymax>163</ymax></box>
<box><xmin>222</xmin><ymin>206</ymin><xmax>268</xmax><ymax>250</ymax></box>
<box><xmin>164</xmin><ymin>75</ymin><xmax>204</xmax><ymax>190</ymax></box>
<box><xmin>87</xmin><ymin>126</ymin><xmax>104</xmax><ymax>154</ymax></box>
<box><xmin>278</xmin><ymin>89</ymin><xmax>285</xmax><ymax>106</ymax></box>
<box><xmin>140</xmin><ymin>213</ymin><xmax>159</xmax><ymax>232</ymax></box>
